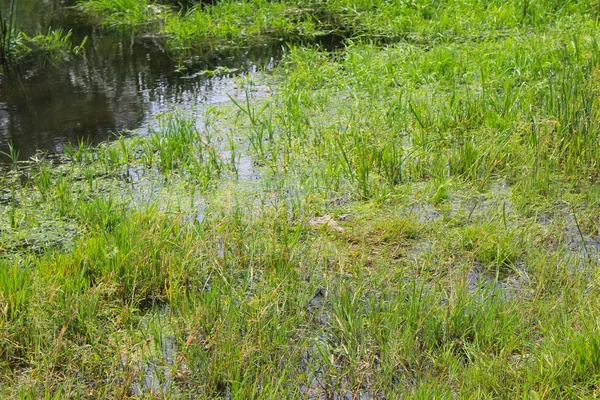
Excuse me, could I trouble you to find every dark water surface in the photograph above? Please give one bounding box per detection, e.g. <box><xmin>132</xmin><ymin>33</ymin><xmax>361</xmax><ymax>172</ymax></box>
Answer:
<box><xmin>0</xmin><ymin>0</ymin><xmax>290</xmax><ymax>161</ymax></box>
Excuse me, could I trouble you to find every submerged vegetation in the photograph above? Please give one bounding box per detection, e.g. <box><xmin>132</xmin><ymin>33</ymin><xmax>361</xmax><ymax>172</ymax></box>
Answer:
<box><xmin>2</xmin><ymin>0</ymin><xmax>600</xmax><ymax>398</ymax></box>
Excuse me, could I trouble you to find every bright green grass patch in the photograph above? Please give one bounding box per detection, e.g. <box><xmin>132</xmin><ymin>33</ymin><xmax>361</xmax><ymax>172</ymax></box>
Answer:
<box><xmin>77</xmin><ymin>0</ymin><xmax>600</xmax><ymax>57</ymax></box>
<box><xmin>77</xmin><ymin>0</ymin><xmax>169</xmax><ymax>29</ymax></box>
<box><xmin>237</xmin><ymin>24</ymin><xmax>600</xmax><ymax>203</ymax></box>
<box><xmin>1</xmin><ymin>173</ymin><xmax>595</xmax><ymax>397</ymax></box>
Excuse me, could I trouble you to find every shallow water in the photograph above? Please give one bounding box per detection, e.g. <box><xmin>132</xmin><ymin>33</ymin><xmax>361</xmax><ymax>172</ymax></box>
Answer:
<box><xmin>0</xmin><ymin>0</ymin><xmax>294</xmax><ymax>161</ymax></box>
<box><xmin>0</xmin><ymin>35</ymin><xmax>285</xmax><ymax>162</ymax></box>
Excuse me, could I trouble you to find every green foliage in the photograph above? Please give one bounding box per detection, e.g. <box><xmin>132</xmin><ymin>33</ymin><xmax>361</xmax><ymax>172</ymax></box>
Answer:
<box><xmin>0</xmin><ymin>0</ymin><xmax>87</xmax><ymax>66</ymax></box>
<box><xmin>79</xmin><ymin>0</ymin><xmax>168</xmax><ymax>29</ymax></box>
<box><xmin>21</xmin><ymin>29</ymin><xmax>87</xmax><ymax>59</ymax></box>
<box><xmin>4</xmin><ymin>0</ymin><xmax>600</xmax><ymax>397</ymax></box>
<box><xmin>0</xmin><ymin>0</ymin><xmax>18</xmax><ymax>63</ymax></box>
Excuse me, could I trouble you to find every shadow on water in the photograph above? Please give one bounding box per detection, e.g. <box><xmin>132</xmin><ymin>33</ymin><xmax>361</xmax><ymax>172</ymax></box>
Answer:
<box><xmin>0</xmin><ymin>0</ymin><xmax>345</xmax><ymax>162</ymax></box>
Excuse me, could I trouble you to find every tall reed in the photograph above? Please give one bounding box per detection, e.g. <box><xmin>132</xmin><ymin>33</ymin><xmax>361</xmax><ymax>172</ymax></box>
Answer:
<box><xmin>0</xmin><ymin>0</ymin><xmax>18</xmax><ymax>64</ymax></box>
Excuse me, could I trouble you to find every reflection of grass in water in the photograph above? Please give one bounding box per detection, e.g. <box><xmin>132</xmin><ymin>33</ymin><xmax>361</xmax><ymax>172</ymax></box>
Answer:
<box><xmin>5</xmin><ymin>1</ymin><xmax>600</xmax><ymax>398</ymax></box>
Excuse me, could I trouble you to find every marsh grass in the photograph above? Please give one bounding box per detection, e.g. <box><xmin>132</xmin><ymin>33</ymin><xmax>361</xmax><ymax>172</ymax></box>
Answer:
<box><xmin>79</xmin><ymin>0</ymin><xmax>168</xmax><ymax>29</ymax></box>
<box><xmin>77</xmin><ymin>0</ymin><xmax>600</xmax><ymax>59</ymax></box>
<box><xmin>0</xmin><ymin>0</ymin><xmax>18</xmax><ymax>64</ymax></box>
<box><xmin>4</xmin><ymin>0</ymin><xmax>600</xmax><ymax>398</ymax></box>
<box><xmin>0</xmin><ymin>143</ymin><xmax>19</xmax><ymax>229</ymax></box>
<box><xmin>21</xmin><ymin>29</ymin><xmax>88</xmax><ymax>61</ymax></box>
<box><xmin>0</xmin><ymin>0</ymin><xmax>87</xmax><ymax>67</ymax></box>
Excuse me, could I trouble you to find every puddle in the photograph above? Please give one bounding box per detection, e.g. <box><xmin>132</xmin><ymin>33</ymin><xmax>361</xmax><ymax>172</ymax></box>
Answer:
<box><xmin>465</xmin><ymin>261</ymin><xmax>531</xmax><ymax>300</ymax></box>
<box><xmin>299</xmin><ymin>339</ymin><xmax>383</xmax><ymax>400</ymax></box>
<box><xmin>406</xmin><ymin>202</ymin><xmax>441</xmax><ymax>222</ymax></box>
<box><xmin>131</xmin><ymin>334</ymin><xmax>178</xmax><ymax>397</ymax></box>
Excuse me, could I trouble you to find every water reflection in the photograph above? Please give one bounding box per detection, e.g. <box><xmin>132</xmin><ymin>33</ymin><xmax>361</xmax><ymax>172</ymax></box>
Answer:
<box><xmin>0</xmin><ymin>25</ymin><xmax>284</xmax><ymax>160</ymax></box>
<box><xmin>0</xmin><ymin>0</ymin><xmax>344</xmax><ymax>162</ymax></box>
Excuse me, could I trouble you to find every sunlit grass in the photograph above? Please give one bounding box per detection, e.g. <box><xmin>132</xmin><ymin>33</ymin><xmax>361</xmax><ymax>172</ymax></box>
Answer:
<box><xmin>3</xmin><ymin>0</ymin><xmax>600</xmax><ymax>397</ymax></box>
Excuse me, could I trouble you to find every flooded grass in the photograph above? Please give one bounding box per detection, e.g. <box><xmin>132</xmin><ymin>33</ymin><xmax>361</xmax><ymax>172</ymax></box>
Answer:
<box><xmin>3</xmin><ymin>0</ymin><xmax>600</xmax><ymax>398</ymax></box>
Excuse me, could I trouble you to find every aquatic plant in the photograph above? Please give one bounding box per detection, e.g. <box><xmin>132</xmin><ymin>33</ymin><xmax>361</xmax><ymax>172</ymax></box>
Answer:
<box><xmin>78</xmin><ymin>0</ymin><xmax>170</xmax><ymax>29</ymax></box>
<box><xmin>22</xmin><ymin>29</ymin><xmax>88</xmax><ymax>60</ymax></box>
<box><xmin>0</xmin><ymin>0</ymin><xmax>87</xmax><ymax>66</ymax></box>
<box><xmin>77</xmin><ymin>0</ymin><xmax>600</xmax><ymax>59</ymax></box>
<box><xmin>0</xmin><ymin>0</ymin><xmax>19</xmax><ymax>64</ymax></box>
<box><xmin>0</xmin><ymin>142</ymin><xmax>19</xmax><ymax>228</ymax></box>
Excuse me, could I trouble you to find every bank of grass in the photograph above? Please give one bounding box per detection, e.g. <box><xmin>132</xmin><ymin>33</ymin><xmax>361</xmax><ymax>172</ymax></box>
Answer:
<box><xmin>77</xmin><ymin>0</ymin><xmax>600</xmax><ymax>56</ymax></box>
<box><xmin>3</xmin><ymin>1</ymin><xmax>600</xmax><ymax>398</ymax></box>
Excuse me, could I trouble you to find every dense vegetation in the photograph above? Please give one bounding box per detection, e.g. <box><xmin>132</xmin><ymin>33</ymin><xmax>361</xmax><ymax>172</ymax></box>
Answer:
<box><xmin>2</xmin><ymin>0</ymin><xmax>600</xmax><ymax>398</ymax></box>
